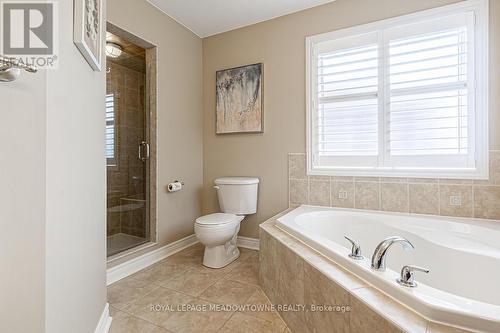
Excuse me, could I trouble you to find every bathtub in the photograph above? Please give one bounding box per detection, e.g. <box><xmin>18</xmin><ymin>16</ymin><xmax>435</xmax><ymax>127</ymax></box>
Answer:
<box><xmin>276</xmin><ymin>205</ymin><xmax>500</xmax><ymax>333</ymax></box>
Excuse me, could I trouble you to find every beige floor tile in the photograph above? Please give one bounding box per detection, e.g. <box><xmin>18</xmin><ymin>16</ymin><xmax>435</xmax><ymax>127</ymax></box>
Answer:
<box><xmin>199</xmin><ymin>279</ymin><xmax>258</xmax><ymax>305</ymax></box>
<box><xmin>162</xmin><ymin>250</ymin><xmax>203</xmax><ymax>267</ymax></box>
<box><xmin>190</xmin><ymin>254</ymin><xmax>246</xmax><ymax>275</ymax></box>
<box><xmin>108</xmin><ymin>244</ymin><xmax>269</xmax><ymax>333</ymax></box>
<box><xmin>159</xmin><ymin>267</ymin><xmax>222</xmax><ymax>296</ymax></box>
<box><xmin>239</xmin><ymin>248</ymin><xmax>259</xmax><ymax>262</ymax></box>
<box><xmin>109</xmin><ymin>308</ymin><xmax>171</xmax><ymax>333</ymax></box>
<box><xmin>242</xmin><ymin>289</ymin><xmax>286</xmax><ymax>329</ymax></box>
<box><xmin>123</xmin><ymin>286</ymin><xmax>193</xmax><ymax>328</ymax></box>
<box><xmin>108</xmin><ymin>277</ymin><xmax>159</xmax><ymax>310</ymax></box>
<box><xmin>129</xmin><ymin>260</ymin><xmax>192</xmax><ymax>286</ymax></box>
<box><xmin>219</xmin><ymin>312</ymin><xmax>284</xmax><ymax>333</ymax></box>
<box><xmin>160</xmin><ymin>298</ymin><xmax>233</xmax><ymax>333</ymax></box>
<box><xmin>224</xmin><ymin>259</ymin><xmax>259</xmax><ymax>285</ymax></box>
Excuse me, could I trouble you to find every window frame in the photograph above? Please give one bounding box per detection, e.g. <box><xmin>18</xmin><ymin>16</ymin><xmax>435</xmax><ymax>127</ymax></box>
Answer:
<box><xmin>306</xmin><ymin>0</ymin><xmax>489</xmax><ymax>179</ymax></box>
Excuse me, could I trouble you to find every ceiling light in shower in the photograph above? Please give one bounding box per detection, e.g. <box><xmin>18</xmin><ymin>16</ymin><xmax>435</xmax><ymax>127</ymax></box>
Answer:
<box><xmin>106</xmin><ymin>42</ymin><xmax>123</xmax><ymax>58</ymax></box>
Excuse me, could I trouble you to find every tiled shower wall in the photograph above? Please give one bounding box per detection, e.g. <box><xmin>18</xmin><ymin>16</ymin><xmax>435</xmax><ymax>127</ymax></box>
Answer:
<box><xmin>289</xmin><ymin>152</ymin><xmax>500</xmax><ymax>220</ymax></box>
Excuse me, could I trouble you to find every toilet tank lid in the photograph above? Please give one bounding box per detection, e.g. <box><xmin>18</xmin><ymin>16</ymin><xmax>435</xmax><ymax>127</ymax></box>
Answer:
<box><xmin>214</xmin><ymin>177</ymin><xmax>259</xmax><ymax>185</ymax></box>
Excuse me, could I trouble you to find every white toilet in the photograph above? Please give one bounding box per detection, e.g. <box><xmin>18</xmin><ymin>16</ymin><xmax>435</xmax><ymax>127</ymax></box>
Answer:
<box><xmin>194</xmin><ymin>177</ymin><xmax>259</xmax><ymax>268</ymax></box>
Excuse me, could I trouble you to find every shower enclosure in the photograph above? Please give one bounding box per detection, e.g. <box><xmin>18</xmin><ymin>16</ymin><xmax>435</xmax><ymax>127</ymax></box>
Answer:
<box><xmin>105</xmin><ymin>26</ymin><xmax>156</xmax><ymax>257</ymax></box>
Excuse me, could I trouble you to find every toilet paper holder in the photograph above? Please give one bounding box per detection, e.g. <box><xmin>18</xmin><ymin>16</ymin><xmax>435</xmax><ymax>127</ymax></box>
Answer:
<box><xmin>167</xmin><ymin>180</ymin><xmax>184</xmax><ymax>193</ymax></box>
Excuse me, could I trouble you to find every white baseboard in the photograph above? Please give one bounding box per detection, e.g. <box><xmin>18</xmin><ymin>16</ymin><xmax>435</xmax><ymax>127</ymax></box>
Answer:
<box><xmin>237</xmin><ymin>236</ymin><xmax>260</xmax><ymax>250</ymax></box>
<box><xmin>107</xmin><ymin>234</ymin><xmax>198</xmax><ymax>285</ymax></box>
<box><xmin>95</xmin><ymin>303</ymin><xmax>112</xmax><ymax>333</ymax></box>
<box><xmin>106</xmin><ymin>234</ymin><xmax>259</xmax><ymax>285</ymax></box>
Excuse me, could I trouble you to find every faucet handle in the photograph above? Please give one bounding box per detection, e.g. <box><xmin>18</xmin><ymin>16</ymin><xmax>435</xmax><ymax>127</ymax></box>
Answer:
<box><xmin>344</xmin><ymin>236</ymin><xmax>364</xmax><ymax>260</ymax></box>
<box><xmin>397</xmin><ymin>265</ymin><xmax>429</xmax><ymax>288</ymax></box>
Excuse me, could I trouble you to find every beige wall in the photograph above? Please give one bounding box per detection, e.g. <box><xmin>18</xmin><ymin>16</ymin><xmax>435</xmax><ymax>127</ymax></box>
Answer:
<box><xmin>1</xmin><ymin>0</ymin><xmax>108</xmax><ymax>332</ymax></box>
<box><xmin>107</xmin><ymin>0</ymin><xmax>203</xmax><ymax>266</ymax></box>
<box><xmin>44</xmin><ymin>0</ymin><xmax>108</xmax><ymax>332</ymax></box>
<box><xmin>202</xmin><ymin>0</ymin><xmax>500</xmax><ymax>238</ymax></box>
<box><xmin>0</xmin><ymin>33</ymin><xmax>47</xmax><ymax>333</ymax></box>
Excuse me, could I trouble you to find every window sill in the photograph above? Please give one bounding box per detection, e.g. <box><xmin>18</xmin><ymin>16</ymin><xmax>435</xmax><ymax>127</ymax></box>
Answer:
<box><xmin>308</xmin><ymin>167</ymin><xmax>488</xmax><ymax>180</ymax></box>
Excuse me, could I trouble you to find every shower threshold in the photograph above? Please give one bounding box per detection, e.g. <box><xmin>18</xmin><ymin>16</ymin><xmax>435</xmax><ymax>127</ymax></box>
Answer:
<box><xmin>107</xmin><ymin>233</ymin><xmax>147</xmax><ymax>257</ymax></box>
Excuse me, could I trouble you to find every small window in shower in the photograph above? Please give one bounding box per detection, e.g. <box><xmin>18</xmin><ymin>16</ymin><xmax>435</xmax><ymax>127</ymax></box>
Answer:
<box><xmin>105</xmin><ymin>93</ymin><xmax>117</xmax><ymax>166</ymax></box>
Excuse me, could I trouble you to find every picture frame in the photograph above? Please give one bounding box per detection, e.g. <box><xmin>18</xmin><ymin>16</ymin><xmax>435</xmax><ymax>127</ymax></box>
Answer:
<box><xmin>216</xmin><ymin>63</ymin><xmax>263</xmax><ymax>134</ymax></box>
<box><xmin>73</xmin><ymin>0</ymin><xmax>103</xmax><ymax>71</ymax></box>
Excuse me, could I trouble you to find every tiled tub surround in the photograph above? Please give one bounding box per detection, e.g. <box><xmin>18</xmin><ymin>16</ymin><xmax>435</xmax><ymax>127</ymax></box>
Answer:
<box><xmin>259</xmin><ymin>211</ymin><xmax>474</xmax><ymax>333</ymax></box>
<box><xmin>277</xmin><ymin>206</ymin><xmax>500</xmax><ymax>332</ymax></box>
<box><xmin>289</xmin><ymin>152</ymin><xmax>500</xmax><ymax>220</ymax></box>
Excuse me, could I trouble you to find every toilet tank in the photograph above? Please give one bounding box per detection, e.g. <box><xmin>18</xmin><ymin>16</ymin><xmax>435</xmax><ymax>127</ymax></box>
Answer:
<box><xmin>214</xmin><ymin>177</ymin><xmax>259</xmax><ymax>215</ymax></box>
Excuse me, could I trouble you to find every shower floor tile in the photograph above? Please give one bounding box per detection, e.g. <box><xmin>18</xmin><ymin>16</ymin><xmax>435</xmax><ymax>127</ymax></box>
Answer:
<box><xmin>108</xmin><ymin>244</ymin><xmax>289</xmax><ymax>333</ymax></box>
<box><xmin>107</xmin><ymin>233</ymin><xmax>147</xmax><ymax>257</ymax></box>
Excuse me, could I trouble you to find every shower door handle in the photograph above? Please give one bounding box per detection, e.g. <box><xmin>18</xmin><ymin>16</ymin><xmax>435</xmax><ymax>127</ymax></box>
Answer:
<box><xmin>138</xmin><ymin>141</ymin><xmax>150</xmax><ymax>162</ymax></box>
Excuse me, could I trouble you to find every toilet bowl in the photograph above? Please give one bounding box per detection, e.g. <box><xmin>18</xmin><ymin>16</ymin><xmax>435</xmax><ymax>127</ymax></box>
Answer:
<box><xmin>194</xmin><ymin>177</ymin><xmax>259</xmax><ymax>268</ymax></box>
<box><xmin>194</xmin><ymin>213</ymin><xmax>244</xmax><ymax>268</ymax></box>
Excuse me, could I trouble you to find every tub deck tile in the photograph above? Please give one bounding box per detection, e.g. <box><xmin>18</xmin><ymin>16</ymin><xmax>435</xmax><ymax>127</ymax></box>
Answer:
<box><xmin>350</xmin><ymin>286</ymin><xmax>427</xmax><ymax>333</ymax></box>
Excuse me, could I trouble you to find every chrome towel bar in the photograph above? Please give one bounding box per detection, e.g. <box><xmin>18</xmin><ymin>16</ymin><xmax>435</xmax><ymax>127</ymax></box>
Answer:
<box><xmin>0</xmin><ymin>55</ymin><xmax>38</xmax><ymax>82</ymax></box>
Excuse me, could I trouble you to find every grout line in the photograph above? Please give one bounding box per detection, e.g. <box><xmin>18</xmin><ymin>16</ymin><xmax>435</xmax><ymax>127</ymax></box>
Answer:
<box><xmin>216</xmin><ymin>312</ymin><xmax>236</xmax><ymax>332</ymax></box>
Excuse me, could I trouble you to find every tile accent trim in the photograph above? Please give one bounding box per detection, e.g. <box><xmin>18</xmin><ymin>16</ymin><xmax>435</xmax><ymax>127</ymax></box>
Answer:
<box><xmin>289</xmin><ymin>152</ymin><xmax>500</xmax><ymax>220</ymax></box>
<box><xmin>94</xmin><ymin>303</ymin><xmax>112</xmax><ymax>333</ymax></box>
<box><xmin>107</xmin><ymin>235</ymin><xmax>259</xmax><ymax>285</ymax></box>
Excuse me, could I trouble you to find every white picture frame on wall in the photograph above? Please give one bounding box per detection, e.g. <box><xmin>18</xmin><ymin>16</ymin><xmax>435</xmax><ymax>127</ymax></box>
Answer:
<box><xmin>73</xmin><ymin>0</ymin><xmax>103</xmax><ymax>71</ymax></box>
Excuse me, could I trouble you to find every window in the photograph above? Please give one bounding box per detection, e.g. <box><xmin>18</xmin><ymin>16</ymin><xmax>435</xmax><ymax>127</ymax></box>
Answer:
<box><xmin>306</xmin><ymin>0</ymin><xmax>488</xmax><ymax>178</ymax></box>
<box><xmin>106</xmin><ymin>93</ymin><xmax>117</xmax><ymax>166</ymax></box>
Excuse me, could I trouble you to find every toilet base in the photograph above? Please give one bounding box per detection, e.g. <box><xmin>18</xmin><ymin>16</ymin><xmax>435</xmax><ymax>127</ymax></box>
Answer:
<box><xmin>202</xmin><ymin>244</ymin><xmax>240</xmax><ymax>269</ymax></box>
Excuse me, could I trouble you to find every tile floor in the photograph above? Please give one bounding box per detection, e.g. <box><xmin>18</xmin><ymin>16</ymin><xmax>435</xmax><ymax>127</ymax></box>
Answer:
<box><xmin>108</xmin><ymin>244</ymin><xmax>291</xmax><ymax>333</ymax></box>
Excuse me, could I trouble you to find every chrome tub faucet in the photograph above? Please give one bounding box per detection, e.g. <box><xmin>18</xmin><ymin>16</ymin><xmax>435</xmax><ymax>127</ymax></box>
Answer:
<box><xmin>397</xmin><ymin>265</ymin><xmax>429</xmax><ymax>287</ymax></box>
<box><xmin>371</xmin><ymin>236</ymin><xmax>414</xmax><ymax>271</ymax></box>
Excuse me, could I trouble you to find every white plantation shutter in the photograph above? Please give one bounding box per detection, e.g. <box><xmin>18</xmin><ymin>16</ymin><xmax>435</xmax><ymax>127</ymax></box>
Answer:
<box><xmin>385</xmin><ymin>13</ymin><xmax>474</xmax><ymax>168</ymax></box>
<box><xmin>313</xmin><ymin>33</ymin><xmax>380</xmax><ymax>167</ymax></box>
<box><xmin>106</xmin><ymin>93</ymin><xmax>116</xmax><ymax>165</ymax></box>
<box><xmin>307</xmin><ymin>1</ymin><xmax>488</xmax><ymax>178</ymax></box>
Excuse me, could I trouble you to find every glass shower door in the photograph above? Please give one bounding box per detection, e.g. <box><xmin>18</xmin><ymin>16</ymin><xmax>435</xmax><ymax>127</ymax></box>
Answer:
<box><xmin>105</xmin><ymin>30</ymin><xmax>150</xmax><ymax>257</ymax></box>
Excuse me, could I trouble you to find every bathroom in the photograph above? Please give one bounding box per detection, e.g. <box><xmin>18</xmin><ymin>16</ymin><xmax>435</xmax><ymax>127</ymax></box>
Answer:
<box><xmin>1</xmin><ymin>0</ymin><xmax>499</xmax><ymax>333</ymax></box>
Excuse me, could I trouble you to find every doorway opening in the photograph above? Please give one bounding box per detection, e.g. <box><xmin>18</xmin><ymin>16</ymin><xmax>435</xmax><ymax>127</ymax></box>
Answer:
<box><xmin>105</xmin><ymin>23</ymin><xmax>157</xmax><ymax>257</ymax></box>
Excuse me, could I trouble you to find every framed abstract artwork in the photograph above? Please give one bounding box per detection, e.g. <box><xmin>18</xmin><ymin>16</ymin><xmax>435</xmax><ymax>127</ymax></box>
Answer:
<box><xmin>74</xmin><ymin>0</ymin><xmax>103</xmax><ymax>71</ymax></box>
<box><xmin>216</xmin><ymin>63</ymin><xmax>263</xmax><ymax>134</ymax></box>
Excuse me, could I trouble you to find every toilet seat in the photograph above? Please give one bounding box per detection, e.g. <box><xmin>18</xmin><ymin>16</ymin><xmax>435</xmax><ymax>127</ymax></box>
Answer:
<box><xmin>195</xmin><ymin>213</ymin><xmax>243</xmax><ymax>227</ymax></box>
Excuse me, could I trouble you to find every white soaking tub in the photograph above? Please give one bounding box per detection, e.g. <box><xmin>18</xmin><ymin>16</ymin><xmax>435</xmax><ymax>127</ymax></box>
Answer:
<box><xmin>276</xmin><ymin>205</ymin><xmax>500</xmax><ymax>333</ymax></box>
